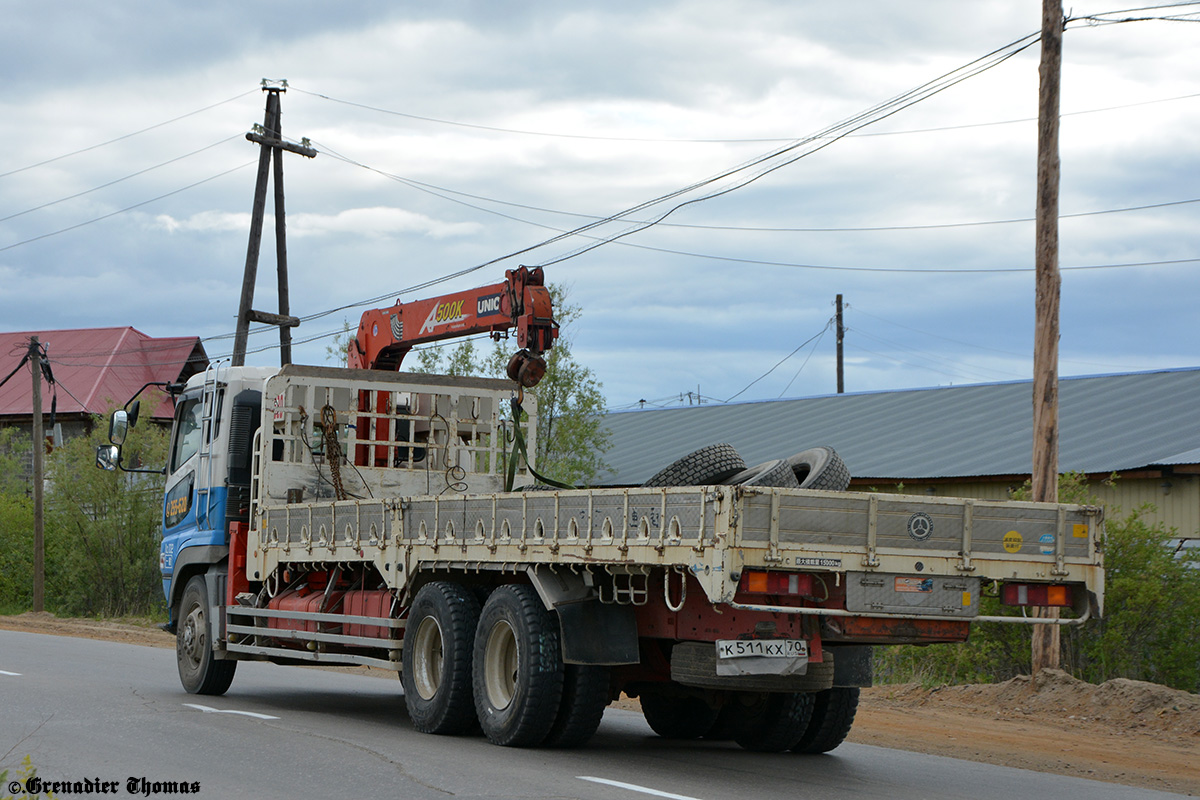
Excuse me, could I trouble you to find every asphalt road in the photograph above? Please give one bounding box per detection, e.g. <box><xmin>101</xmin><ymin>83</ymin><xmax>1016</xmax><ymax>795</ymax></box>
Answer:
<box><xmin>0</xmin><ymin>630</ymin><xmax>1187</xmax><ymax>800</ymax></box>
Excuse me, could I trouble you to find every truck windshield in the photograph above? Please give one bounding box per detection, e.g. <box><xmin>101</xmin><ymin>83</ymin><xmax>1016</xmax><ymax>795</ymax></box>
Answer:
<box><xmin>170</xmin><ymin>396</ymin><xmax>203</xmax><ymax>474</ymax></box>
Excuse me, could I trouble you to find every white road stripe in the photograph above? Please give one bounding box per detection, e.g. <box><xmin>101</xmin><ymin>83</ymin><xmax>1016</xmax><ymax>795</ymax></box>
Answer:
<box><xmin>578</xmin><ymin>777</ymin><xmax>704</xmax><ymax>800</ymax></box>
<box><xmin>183</xmin><ymin>703</ymin><xmax>279</xmax><ymax>720</ymax></box>
<box><xmin>0</xmin><ymin>670</ymin><xmax>21</xmax><ymax>676</ymax></box>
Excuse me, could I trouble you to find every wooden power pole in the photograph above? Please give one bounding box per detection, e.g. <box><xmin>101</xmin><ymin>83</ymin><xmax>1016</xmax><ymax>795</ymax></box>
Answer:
<box><xmin>30</xmin><ymin>337</ymin><xmax>45</xmax><ymax>613</ymax></box>
<box><xmin>231</xmin><ymin>80</ymin><xmax>316</xmax><ymax>367</ymax></box>
<box><xmin>1032</xmin><ymin>0</ymin><xmax>1064</xmax><ymax>673</ymax></box>
<box><xmin>836</xmin><ymin>294</ymin><xmax>845</xmax><ymax>394</ymax></box>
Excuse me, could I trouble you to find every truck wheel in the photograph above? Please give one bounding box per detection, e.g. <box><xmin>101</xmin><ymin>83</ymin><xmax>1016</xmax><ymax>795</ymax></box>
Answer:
<box><xmin>542</xmin><ymin>664</ymin><xmax>609</xmax><ymax>748</ymax></box>
<box><xmin>474</xmin><ymin>584</ymin><xmax>564</xmax><ymax>747</ymax></box>
<box><xmin>791</xmin><ymin>687</ymin><xmax>860</xmax><ymax>754</ymax></box>
<box><xmin>642</xmin><ymin>444</ymin><xmax>745</xmax><ymax>487</ymax></box>
<box><xmin>177</xmin><ymin>575</ymin><xmax>236</xmax><ymax>695</ymax></box>
<box><xmin>787</xmin><ymin>446</ymin><xmax>851</xmax><ymax>491</ymax></box>
<box><xmin>639</xmin><ymin>689</ymin><xmax>719</xmax><ymax>739</ymax></box>
<box><xmin>732</xmin><ymin>691</ymin><xmax>814</xmax><ymax>752</ymax></box>
<box><xmin>402</xmin><ymin>581</ymin><xmax>481</xmax><ymax>735</ymax></box>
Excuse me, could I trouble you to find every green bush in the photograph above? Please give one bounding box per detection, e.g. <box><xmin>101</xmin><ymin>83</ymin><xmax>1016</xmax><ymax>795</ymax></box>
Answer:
<box><xmin>45</xmin><ymin>415</ymin><xmax>168</xmax><ymax>617</ymax></box>
<box><xmin>0</xmin><ymin>413</ymin><xmax>168</xmax><ymax>618</ymax></box>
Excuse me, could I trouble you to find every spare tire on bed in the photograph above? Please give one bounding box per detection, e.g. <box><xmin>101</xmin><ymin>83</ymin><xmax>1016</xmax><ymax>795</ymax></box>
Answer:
<box><xmin>642</xmin><ymin>443</ymin><xmax>746</xmax><ymax>487</ymax></box>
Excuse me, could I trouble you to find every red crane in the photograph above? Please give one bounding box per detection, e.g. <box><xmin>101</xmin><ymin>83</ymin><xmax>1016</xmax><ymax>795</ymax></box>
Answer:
<box><xmin>349</xmin><ymin>266</ymin><xmax>557</xmax><ymax>387</ymax></box>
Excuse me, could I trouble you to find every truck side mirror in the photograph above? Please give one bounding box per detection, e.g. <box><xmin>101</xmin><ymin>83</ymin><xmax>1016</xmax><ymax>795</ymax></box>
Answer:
<box><xmin>109</xmin><ymin>410</ymin><xmax>129</xmax><ymax>445</ymax></box>
<box><xmin>96</xmin><ymin>445</ymin><xmax>119</xmax><ymax>471</ymax></box>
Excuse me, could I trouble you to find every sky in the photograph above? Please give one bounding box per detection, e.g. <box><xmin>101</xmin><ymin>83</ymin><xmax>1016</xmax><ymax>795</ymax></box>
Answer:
<box><xmin>1</xmin><ymin>1</ymin><xmax>1197</xmax><ymax>411</ymax></box>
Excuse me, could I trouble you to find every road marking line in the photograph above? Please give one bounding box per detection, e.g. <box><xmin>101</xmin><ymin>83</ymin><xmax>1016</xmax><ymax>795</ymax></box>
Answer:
<box><xmin>577</xmin><ymin>777</ymin><xmax>704</xmax><ymax>800</ymax></box>
<box><xmin>183</xmin><ymin>703</ymin><xmax>279</xmax><ymax>720</ymax></box>
<box><xmin>0</xmin><ymin>670</ymin><xmax>21</xmax><ymax>676</ymax></box>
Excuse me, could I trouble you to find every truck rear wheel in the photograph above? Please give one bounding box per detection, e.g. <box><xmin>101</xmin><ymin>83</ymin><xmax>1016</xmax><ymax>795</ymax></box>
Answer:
<box><xmin>177</xmin><ymin>575</ymin><xmax>236</xmax><ymax>695</ymax></box>
<box><xmin>474</xmin><ymin>584</ymin><xmax>564</xmax><ymax>747</ymax></box>
<box><xmin>731</xmin><ymin>691</ymin><xmax>814</xmax><ymax>752</ymax></box>
<box><xmin>791</xmin><ymin>687</ymin><xmax>859</xmax><ymax>754</ymax></box>
<box><xmin>542</xmin><ymin>664</ymin><xmax>610</xmax><ymax>748</ymax></box>
<box><xmin>402</xmin><ymin>581</ymin><xmax>481</xmax><ymax>735</ymax></box>
<box><xmin>639</xmin><ymin>688</ymin><xmax>719</xmax><ymax>739</ymax></box>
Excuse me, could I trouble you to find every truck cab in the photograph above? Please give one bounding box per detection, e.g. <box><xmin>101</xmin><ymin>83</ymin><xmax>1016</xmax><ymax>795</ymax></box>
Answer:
<box><xmin>158</xmin><ymin>366</ymin><xmax>277</xmax><ymax>628</ymax></box>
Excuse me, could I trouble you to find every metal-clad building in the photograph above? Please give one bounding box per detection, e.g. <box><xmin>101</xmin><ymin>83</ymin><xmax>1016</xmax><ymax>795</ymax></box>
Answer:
<box><xmin>600</xmin><ymin>368</ymin><xmax>1200</xmax><ymax>540</ymax></box>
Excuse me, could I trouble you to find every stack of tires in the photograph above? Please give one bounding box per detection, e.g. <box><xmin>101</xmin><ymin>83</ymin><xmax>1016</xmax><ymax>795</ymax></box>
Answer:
<box><xmin>641</xmin><ymin>442</ymin><xmax>851</xmax><ymax>493</ymax></box>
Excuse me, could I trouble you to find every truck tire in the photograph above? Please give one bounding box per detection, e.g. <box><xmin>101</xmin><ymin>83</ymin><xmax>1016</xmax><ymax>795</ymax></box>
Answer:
<box><xmin>732</xmin><ymin>691</ymin><xmax>815</xmax><ymax>753</ymax></box>
<box><xmin>542</xmin><ymin>664</ymin><xmax>609</xmax><ymax>748</ymax></box>
<box><xmin>787</xmin><ymin>446</ymin><xmax>851</xmax><ymax>491</ymax></box>
<box><xmin>791</xmin><ymin>687</ymin><xmax>860</xmax><ymax>754</ymax></box>
<box><xmin>721</xmin><ymin>459</ymin><xmax>802</xmax><ymax>489</ymax></box>
<box><xmin>474</xmin><ymin>584</ymin><xmax>565</xmax><ymax>747</ymax></box>
<box><xmin>642</xmin><ymin>444</ymin><xmax>745</xmax><ymax>487</ymax></box>
<box><xmin>403</xmin><ymin>581</ymin><xmax>481</xmax><ymax>735</ymax></box>
<box><xmin>177</xmin><ymin>575</ymin><xmax>236</xmax><ymax>695</ymax></box>
<box><xmin>639</xmin><ymin>688</ymin><xmax>719</xmax><ymax>739</ymax></box>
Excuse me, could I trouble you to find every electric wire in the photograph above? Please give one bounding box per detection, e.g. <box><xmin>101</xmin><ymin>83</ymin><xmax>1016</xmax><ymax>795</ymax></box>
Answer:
<box><xmin>0</xmin><ymin>135</ymin><xmax>244</xmax><ymax>224</ymax></box>
<box><xmin>312</xmin><ymin>141</ymin><xmax>1200</xmax><ymax>234</ymax></box>
<box><xmin>290</xmin><ymin>84</ymin><xmax>1200</xmax><ymax>144</ymax></box>
<box><xmin>779</xmin><ymin>323</ymin><xmax>830</xmax><ymax>397</ymax></box>
<box><xmin>0</xmin><ymin>161</ymin><xmax>257</xmax><ymax>254</ymax></box>
<box><xmin>0</xmin><ymin>89</ymin><xmax>257</xmax><ymax>180</ymax></box>
<box><xmin>726</xmin><ymin>320</ymin><xmax>833</xmax><ymax>403</ymax></box>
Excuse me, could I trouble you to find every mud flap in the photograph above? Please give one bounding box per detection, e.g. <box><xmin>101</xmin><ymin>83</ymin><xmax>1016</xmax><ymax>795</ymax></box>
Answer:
<box><xmin>555</xmin><ymin>600</ymin><xmax>639</xmax><ymax>666</ymax></box>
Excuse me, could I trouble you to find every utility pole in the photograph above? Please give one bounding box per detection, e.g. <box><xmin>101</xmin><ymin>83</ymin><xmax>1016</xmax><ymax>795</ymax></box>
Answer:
<box><xmin>29</xmin><ymin>337</ymin><xmax>44</xmax><ymax>613</ymax></box>
<box><xmin>232</xmin><ymin>80</ymin><xmax>317</xmax><ymax>367</ymax></box>
<box><xmin>1032</xmin><ymin>0</ymin><xmax>1063</xmax><ymax>673</ymax></box>
<box><xmin>836</xmin><ymin>294</ymin><xmax>845</xmax><ymax>394</ymax></box>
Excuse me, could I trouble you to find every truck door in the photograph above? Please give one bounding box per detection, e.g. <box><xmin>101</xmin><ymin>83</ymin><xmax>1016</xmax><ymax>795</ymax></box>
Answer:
<box><xmin>160</xmin><ymin>389</ymin><xmax>222</xmax><ymax>599</ymax></box>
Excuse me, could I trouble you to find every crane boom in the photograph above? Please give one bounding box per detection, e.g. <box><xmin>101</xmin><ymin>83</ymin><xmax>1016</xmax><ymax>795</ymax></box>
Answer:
<box><xmin>349</xmin><ymin>266</ymin><xmax>557</xmax><ymax>386</ymax></box>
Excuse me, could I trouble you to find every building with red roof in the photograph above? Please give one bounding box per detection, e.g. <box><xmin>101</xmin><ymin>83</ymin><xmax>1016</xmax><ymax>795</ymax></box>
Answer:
<box><xmin>0</xmin><ymin>327</ymin><xmax>207</xmax><ymax>445</ymax></box>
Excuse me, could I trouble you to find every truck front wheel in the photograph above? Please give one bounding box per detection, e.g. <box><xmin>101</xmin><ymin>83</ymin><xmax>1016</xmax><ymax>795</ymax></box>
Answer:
<box><xmin>402</xmin><ymin>581</ymin><xmax>481</xmax><ymax>735</ymax></box>
<box><xmin>473</xmin><ymin>584</ymin><xmax>564</xmax><ymax>747</ymax></box>
<box><xmin>177</xmin><ymin>575</ymin><xmax>236</xmax><ymax>695</ymax></box>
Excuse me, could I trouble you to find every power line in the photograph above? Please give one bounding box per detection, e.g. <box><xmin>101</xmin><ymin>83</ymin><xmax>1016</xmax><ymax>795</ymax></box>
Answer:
<box><xmin>726</xmin><ymin>320</ymin><xmax>833</xmax><ymax>403</ymax></box>
<box><xmin>0</xmin><ymin>135</ymin><xmax>243</xmax><ymax>224</ymax></box>
<box><xmin>0</xmin><ymin>161</ymin><xmax>256</xmax><ymax>254</ymax></box>
<box><xmin>0</xmin><ymin>90</ymin><xmax>257</xmax><ymax>180</ymax></box>
<box><xmin>314</xmin><ymin>143</ymin><xmax>1200</xmax><ymax>234</ymax></box>
<box><xmin>531</xmin><ymin>33</ymin><xmax>1043</xmax><ymax>269</ymax></box>
<box><xmin>291</xmin><ymin>84</ymin><xmax>1200</xmax><ymax>145</ymax></box>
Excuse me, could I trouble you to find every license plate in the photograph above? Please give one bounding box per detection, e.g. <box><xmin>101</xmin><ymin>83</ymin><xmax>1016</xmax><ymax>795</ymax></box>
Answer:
<box><xmin>716</xmin><ymin>639</ymin><xmax>808</xmax><ymax>659</ymax></box>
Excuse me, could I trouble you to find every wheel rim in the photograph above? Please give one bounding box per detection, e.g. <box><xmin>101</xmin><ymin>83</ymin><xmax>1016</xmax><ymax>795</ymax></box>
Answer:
<box><xmin>483</xmin><ymin>619</ymin><xmax>518</xmax><ymax>710</ymax></box>
<box><xmin>181</xmin><ymin>604</ymin><xmax>205</xmax><ymax>668</ymax></box>
<box><xmin>411</xmin><ymin>616</ymin><xmax>444</xmax><ymax>701</ymax></box>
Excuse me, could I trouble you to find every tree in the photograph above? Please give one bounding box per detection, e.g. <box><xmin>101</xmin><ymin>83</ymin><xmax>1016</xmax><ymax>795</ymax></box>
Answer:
<box><xmin>44</xmin><ymin>413</ymin><xmax>170</xmax><ymax>616</ymax></box>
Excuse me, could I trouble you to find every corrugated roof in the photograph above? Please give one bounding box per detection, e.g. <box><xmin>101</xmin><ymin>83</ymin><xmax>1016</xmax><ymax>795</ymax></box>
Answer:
<box><xmin>599</xmin><ymin>368</ymin><xmax>1200</xmax><ymax>484</ymax></box>
<box><xmin>0</xmin><ymin>327</ymin><xmax>207</xmax><ymax>420</ymax></box>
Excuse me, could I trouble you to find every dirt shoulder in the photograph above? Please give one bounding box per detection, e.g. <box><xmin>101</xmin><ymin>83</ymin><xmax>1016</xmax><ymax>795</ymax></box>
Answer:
<box><xmin>4</xmin><ymin>612</ymin><xmax>1198</xmax><ymax>796</ymax></box>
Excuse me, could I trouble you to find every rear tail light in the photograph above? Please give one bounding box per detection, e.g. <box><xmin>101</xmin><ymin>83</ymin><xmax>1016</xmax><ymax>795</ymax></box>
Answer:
<box><xmin>740</xmin><ymin>570</ymin><xmax>813</xmax><ymax>597</ymax></box>
<box><xmin>1000</xmin><ymin>583</ymin><xmax>1073</xmax><ymax>607</ymax></box>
